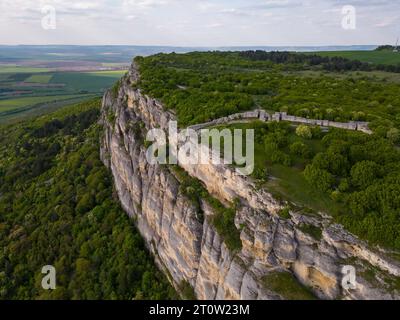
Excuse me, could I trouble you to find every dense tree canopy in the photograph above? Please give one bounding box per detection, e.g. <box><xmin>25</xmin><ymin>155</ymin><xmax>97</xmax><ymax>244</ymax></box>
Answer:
<box><xmin>0</xmin><ymin>100</ymin><xmax>176</xmax><ymax>300</ymax></box>
<box><xmin>239</xmin><ymin>50</ymin><xmax>400</xmax><ymax>73</ymax></box>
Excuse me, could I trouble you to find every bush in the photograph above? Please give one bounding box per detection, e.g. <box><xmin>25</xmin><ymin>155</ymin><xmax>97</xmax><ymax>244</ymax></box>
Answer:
<box><xmin>262</xmin><ymin>272</ymin><xmax>315</xmax><ymax>300</ymax></box>
<box><xmin>296</xmin><ymin>125</ymin><xmax>313</xmax><ymax>139</ymax></box>
<box><xmin>331</xmin><ymin>190</ymin><xmax>342</xmax><ymax>202</ymax></box>
<box><xmin>298</xmin><ymin>223</ymin><xmax>322</xmax><ymax>241</ymax></box>
<box><xmin>212</xmin><ymin>204</ymin><xmax>242</xmax><ymax>251</ymax></box>
<box><xmin>338</xmin><ymin>178</ymin><xmax>350</xmax><ymax>192</ymax></box>
<box><xmin>311</xmin><ymin>126</ymin><xmax>323</xmax><ymax>139</ymax></box>
<box><xmin>290</xmin><ymin>141</ymin><xmax>311</xmax><ymax>158</ymax></box>
<box><xmin>278</xmin><ymin>207</ymin><xmax>291</xmax><ymax>219</ymax></box>
<box><xmin>350</xmin><ymin>161</ymin><xmax>380</xmax><ymax>189</ymax></box>
<box><xmin>387</xmin><ymin>128</ymin><xmax>400</xmax><ymax>144</ymax></box>
<box><xmin>303</xmin><ymin>164</ymin><xmax>335</xmax><ymax>192</ymax></box>
<box><xmin>253</xmin><ymin>167</ymin><xmax>269</xmax><ymax>181</ymax></box>
<box><xmin>111</xmin><ymin>80</ymin><xmax>121</xmax><ymax>99</ymax></box>
<box><xmin>179</xmin><ymin>281</ymin><xmax>196</xmax><ymax>300</ymax></box>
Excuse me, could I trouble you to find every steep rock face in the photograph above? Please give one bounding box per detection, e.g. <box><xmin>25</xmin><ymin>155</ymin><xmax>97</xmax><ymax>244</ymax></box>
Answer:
<box><xmin>100</xmin><ymin>64</ymin><xmax>400</xmax><ymax>300</ymax></box>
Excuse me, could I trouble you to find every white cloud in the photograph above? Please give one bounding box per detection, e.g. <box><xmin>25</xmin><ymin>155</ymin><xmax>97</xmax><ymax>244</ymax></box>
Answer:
<box><xmin>374</xmin><ymin>16</ymin><xmax>399</xmax><ymax>28</ymax></box>
<box><xmin>122</xmin><ymin>0</ymin><xmax>176</xmax><ymax>10</ymax></box>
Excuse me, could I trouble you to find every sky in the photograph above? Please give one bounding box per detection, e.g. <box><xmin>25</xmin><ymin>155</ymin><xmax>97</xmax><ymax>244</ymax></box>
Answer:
<box><xmin>0</xmin><ymin>0</ymin><xmax>399</xmax><ymax>46</ymax></box>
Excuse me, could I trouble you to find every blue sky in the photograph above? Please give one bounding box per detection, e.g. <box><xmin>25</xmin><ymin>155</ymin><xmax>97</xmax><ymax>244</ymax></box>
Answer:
<box><xmin>0</xmin><ymin>0</ymin><xmax>399</xmax><ymax>46</ymax></box>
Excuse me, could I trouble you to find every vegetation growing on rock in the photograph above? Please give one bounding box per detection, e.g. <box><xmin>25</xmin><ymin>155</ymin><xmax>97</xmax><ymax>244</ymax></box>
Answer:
<box><xmin>262</xmin><ymin>271</ymin><xmax>316</xmax><ymax>300</ymax></box>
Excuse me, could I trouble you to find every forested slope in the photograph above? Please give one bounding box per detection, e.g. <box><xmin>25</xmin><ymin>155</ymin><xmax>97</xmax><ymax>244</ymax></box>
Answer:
<box><xmin>0</xmin><ymin>99</ymin><xmax>176</xmax><ymax>299</ymax></box>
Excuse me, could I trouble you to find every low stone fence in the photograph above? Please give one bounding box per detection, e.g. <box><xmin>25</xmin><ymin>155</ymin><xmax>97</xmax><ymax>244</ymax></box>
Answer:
<box><xmin>188</xmin><ymin>109</ymin><xmax>372</xmax><ymax>134</ymax></box>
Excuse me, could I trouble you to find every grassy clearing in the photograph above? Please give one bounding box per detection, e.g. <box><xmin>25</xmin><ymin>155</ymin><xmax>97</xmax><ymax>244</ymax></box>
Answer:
<box><xmin>25</xmin><ymin>74</ymin><xmax>53</xmax><ymax>83</ymax></box>
<box><xmin>315</xmin><ymin>51</ymin><xmax>400</xmax><ymax>66</ymax></box>
<box><xmin>50</xmin><ymin>72</ymin><xmax>123</xmax><ymax>92</ymax></box>
<box><xmin>0</xmin><ymin>94</ymin><xmax>91</xmax><ymax>112</ymax></box>
<box><xmin>101</xmin><ymin>62</ymin><xmax>126</xmax><ymax>67</ymax></box>
<box><xmin>262</xmin><ymin>271</ymin><xmax>316</xmax><ymax>300</ymax></box>
<box><xmin>0</xmin><ymin>66</ymin><xmax>50</xmax><ymax>73</ymax></box>
<box><xmin>266</xmin><ymin>164</ymin><xmax>343</xmax><ymax>216</ymax></box>
<box><xmin>86</xmin><ymin>70</ymin><xmax>127</xmax><ymax>77</ymax></box>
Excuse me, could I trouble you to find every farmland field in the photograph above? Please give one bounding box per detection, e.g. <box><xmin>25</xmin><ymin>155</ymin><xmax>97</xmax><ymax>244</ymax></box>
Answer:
<box><xmin>50</xmin><ymin>71</ymin><xmax>125</xmax><ymax>92</ymax></box>
<box><xmin>86</xmin><ymin>70</ymin><xmax>127</xmax><ymax>77</ymax></box>
<box><xmin>25</xmin><ymin>74</ymin><xmax>53</xmax><ymax>83</ymax></box>
<box><xmin>0</xmin><ymin>94</ymin><xmax>91</xmax><ymax>112</ymax></box>
<box><xmin>0</xmin><ymin>66</ymin><xmax>50</xmax><ymax>73</ymax></box>
<box><xmin>0</xmin><ymin>65</ymin><xmax>126</xmax><ymax>122</ymax></box>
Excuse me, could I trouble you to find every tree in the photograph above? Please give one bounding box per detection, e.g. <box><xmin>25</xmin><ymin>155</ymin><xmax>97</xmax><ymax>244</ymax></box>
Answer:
<box><xmin>290</xmin><ymin>141</ymin><xmax>311</xmax><ymax>158</ymax></box>
<box><xmin>311</xmin><ymin>126</ymin><xmax>323</xmax><ymax>139</ymax></box>
<box><xmin>338</xmin><ymin>178</ymin><xmax>350</xmax><ymax>192</ymax></box>
<box><xmin>387</xmin><ymin>128</ymin><xmax>400</xmax><ymax>145</ymax></box>
<box><xmin>296</xmin><ymin>125</ymin><xmax>312</xmax><ymax>139</ymax></box>
<box><xmin>303</xmin><ymin>164</ymin><xmax>335</xmax><ymax>192</ymax></box>
<box><xmin>350</xmin><ymin>161</ymin><xmax>380</xmax><ymax>189</ymax></box>
<box><xmin>76</xmin><ymin>193</ymin><xmax>94</xmax><ymax>214</ymax></box>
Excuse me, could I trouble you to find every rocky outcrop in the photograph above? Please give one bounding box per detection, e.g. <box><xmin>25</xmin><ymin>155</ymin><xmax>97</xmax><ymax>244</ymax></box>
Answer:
<box><xmin>100</xmin><ymin>63</ymin><xmax>400</xmax><ymax>300</ymax></box>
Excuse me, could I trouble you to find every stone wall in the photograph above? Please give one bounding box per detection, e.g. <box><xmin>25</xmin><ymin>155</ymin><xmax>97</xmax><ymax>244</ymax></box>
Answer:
<box><xmin>189</xmin><ymin>110</ymin><xmax>372</xmax><ymax>135</ymax></box>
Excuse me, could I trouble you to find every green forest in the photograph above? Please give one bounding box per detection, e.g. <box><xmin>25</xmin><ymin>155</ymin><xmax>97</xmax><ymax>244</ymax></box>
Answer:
<box><xmin>0</xmin><ymin>99</ymin><xmax>176</xmax><ymax>299</ymax></box>
<box><xmin>135</xmin><ymin>52</ymin><xmax>400</xmax><ymax>136</ymax></box>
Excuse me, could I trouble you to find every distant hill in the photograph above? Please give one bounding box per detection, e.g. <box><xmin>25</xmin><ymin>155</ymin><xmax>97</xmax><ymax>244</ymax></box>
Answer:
<box><xmin>314</xmin><ymin>50</ymin><xmax>400</xmax><ymax>66</ymax></box>
<box><xmin>375</xmin><ymin>45</ymin><xmax>398</xmax><ymax>52</ymax></box>
<box><xmin>0</xmin><ymin>45</ymin><xmax>378</xmax><ymax>65</ymax></box>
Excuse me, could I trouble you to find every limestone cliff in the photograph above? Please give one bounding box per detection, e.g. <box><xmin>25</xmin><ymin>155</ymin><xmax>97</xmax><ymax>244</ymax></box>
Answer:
<box><xmin>100</xmin><ymin>63</ymin><xmax>400</xmax><ymax>300</ymax></box>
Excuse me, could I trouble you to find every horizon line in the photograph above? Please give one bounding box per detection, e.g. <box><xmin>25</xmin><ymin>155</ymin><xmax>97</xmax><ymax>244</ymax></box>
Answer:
<box><xmin>0</xmin><ymin>44</ymin><xmax>383</xmax><ymax>48</ymax></box>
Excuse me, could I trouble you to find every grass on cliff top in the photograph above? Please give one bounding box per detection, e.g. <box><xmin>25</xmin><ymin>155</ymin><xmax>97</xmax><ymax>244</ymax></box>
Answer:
<box><xmin>262</xmin><ymin>272</ymin><xmax>316</xmax><ymax>300</ymax></box>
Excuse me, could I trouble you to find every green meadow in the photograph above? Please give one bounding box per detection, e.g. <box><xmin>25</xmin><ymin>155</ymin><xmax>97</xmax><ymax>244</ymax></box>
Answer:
<box><xmin>50</xmin><ymin>71</ymin><xmax>125</xmax><ymax>92</ymax></box>
<box><xmin>0</xmin><ymin>94</ymin><xmax>92</xmax><ymax>113</ymax></box>
<box><xmin>25</xmin><ymin>74</ymin><xmax>53</xmax><ymax>83</ymax></box>
<box><xmin>0</xmin><ymin>66</ymin><xmax>50</xmax><ymax>73</ymax></box>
